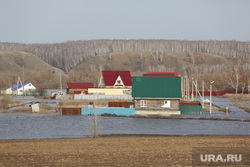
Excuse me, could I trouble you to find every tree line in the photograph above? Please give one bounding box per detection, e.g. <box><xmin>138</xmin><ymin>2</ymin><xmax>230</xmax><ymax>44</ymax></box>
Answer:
<box><xmin>0</xmin><ymin>40</ymin><xmax>250</xmax><ymax>73</ymax></box>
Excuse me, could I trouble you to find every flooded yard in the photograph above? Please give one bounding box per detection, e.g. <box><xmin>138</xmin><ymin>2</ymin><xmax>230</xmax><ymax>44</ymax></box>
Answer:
<box><xmin>181</xmin><ymin>96</ymin><xmax>250</xmax><ymax>120</ymax></box>
<box><xmin>0</xmin><ymin>113</ymin><xmax>249</xmax><ymax>140</ymax></box>
<box><xmin>0</xmin><ymin>96</ymin><xmax>249</xmax><ymax>140</ymax></box>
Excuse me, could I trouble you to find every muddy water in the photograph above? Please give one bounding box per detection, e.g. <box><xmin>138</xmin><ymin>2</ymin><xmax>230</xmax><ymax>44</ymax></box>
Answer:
<box><xmin>0</xmin><ymin>113</ymin><xmax>249</xmax><ymax>140</ymax></box>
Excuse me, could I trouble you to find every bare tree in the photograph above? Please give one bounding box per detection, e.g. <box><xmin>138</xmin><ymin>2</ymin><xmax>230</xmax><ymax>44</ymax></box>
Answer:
<box><xmin>108</xmin><ymin>54</ymin><xmax>112</xmax><ymax>62</ymax></box>
<box><xmin>227</xmin><ymin>61</ymin><xmax>243</xmax><ymax>94</ymax></box>
<box><xmin>139</xmin><ymin>52</ymin><xmax>143</xmax><ymax>60</ymax></box>
<box><xmin>159</xmin><ymin>51</ymin><xmax>164</xmax><ymax>62</ymax></box>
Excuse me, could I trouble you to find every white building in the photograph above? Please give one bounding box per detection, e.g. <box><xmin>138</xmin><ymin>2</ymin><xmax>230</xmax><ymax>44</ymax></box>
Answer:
<box><xmin>1</xmin><ymin>87</ymin><xmax>12</xmax><ymax>95</ymax></box>
<box><xmin>12</xmin><ymin>82</ymin><xmax>36</xmax><ymax>95</ymax></box>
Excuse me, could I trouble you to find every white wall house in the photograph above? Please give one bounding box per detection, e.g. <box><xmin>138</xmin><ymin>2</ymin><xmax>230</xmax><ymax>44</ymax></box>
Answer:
<box><xmin>12</xmin><ymin>82</ymin><xmax>36</xmax><ymax>95</ymax></box>
<box><xmin>1</xmin><ymin>87</ymin><xmax>12</xmax><ymax>95</ymax></box>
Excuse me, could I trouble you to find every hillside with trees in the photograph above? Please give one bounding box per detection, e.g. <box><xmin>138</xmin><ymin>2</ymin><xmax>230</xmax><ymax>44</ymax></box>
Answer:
<box><xmin>0</xmin><ymin>50</ymin><xmax>64</xmax><ymax>90</ymax></box>
<box><xmin>0</xmin><ymin>40</ymin><xmax>250</xmax><ymax>92</ymax></box>
<box><xmin>70</xmin><ymin>51</ymin><xmax>236</xmax><ymax>75</ymax></box>
<box><xmin>0</xmin><ymin>40</ymin><xmax>250</xmax><ymax>73</ymax></box>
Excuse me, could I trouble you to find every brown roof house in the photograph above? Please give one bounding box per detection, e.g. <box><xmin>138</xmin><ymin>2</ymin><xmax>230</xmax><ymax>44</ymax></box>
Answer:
<box><xmin>67</xmin><ymin>83</ymin><xmax>94</xmax><ymax>94</ymax></box>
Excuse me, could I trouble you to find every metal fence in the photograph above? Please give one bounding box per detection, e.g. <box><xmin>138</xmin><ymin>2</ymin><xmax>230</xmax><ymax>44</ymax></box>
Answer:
<box><xmin>81</xmin><ymin>108</ymin><xmax>135</xmax><ymax>116</ymax></box>
<box><xmin>74</xmin><ymin>94</ymin><xmax>133</xmax><ymax>100</ymax></box>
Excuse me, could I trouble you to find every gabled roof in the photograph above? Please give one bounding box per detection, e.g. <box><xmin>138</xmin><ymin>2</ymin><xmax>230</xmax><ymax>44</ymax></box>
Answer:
<box><xmin>132</xmin><ymin>77</ymin><xmax>182</xmax><ymax>98</ymax></box>
<box><xmin>102</xmin><ymin>71</ymin><xmax>132</xmax><ymax>86</ymax></box>
<box><xmin>12</xmin><ymin>82</ymin><xmax>31</xmax><ymax>90</ymax></box>
<box><xmin>67</xmin><ymin>83</ymin><xmax>94</xmax><ymax>89</ymax></box>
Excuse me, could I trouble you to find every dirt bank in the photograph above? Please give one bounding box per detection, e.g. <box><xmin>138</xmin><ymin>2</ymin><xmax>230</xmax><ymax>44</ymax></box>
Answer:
<box><xmin>0</xmin><ymin>135</ymin><xmax>249</xmax><ymax>166</ymax></box>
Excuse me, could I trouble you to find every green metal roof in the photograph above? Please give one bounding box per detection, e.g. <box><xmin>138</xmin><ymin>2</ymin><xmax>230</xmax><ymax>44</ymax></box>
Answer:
<box><xmin>132</xmin><ymin>77</ymin><xmax>182</xmax><ymax>98</ymax></box>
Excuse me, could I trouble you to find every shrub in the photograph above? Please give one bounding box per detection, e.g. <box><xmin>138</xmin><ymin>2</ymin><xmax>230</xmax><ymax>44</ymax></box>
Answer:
<box><xmin>0</xmin><ymin>96</ymin><xmax>12</xmax><ymax>109</ymax></box>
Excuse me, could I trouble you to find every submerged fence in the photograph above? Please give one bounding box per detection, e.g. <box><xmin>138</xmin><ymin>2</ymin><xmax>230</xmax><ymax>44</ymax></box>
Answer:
<box><xmin>74</xmin><ymin>94</ymin><xmax>132</xmax><ymax>100</ymax></box>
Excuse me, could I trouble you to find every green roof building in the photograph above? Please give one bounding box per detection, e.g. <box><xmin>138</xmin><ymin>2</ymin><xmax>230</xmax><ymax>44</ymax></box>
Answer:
<box><xmin>132</xmin><ymin>77</ymin><xmax>182</xmax><ymax>98</ymax></box>
<box><xmin>132</xmin><ymin>76</ymin><xmax>182</xmax><ymax>116</ymax></box>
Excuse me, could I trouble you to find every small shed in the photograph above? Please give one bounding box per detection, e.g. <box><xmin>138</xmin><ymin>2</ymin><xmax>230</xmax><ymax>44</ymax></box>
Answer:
<box><xmin>180</xmin><ymin>101</ymin><xmax>202</xmax><ymax>114</ymax></box>
<box><xmin>1</xmin><ymin>87</ymin><xmax>12</xmax><ymax>95</ymax></box>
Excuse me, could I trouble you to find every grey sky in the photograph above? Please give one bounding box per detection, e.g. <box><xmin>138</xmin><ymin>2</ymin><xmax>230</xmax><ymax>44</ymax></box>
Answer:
<box><xmin>0</xmin><ymin>0</ymin><xmax>249</xmax><ymax>44</ymax></box>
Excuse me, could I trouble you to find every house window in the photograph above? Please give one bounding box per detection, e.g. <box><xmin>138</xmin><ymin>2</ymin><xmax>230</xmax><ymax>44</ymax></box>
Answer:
<box><xmin>162</xmin><ymin>100</ymin><xmax>171</xmax><ymax>108</ymax></box>
<box><xmin>117</xmin><ymin>80</ymin><xmax>121</xmax><ymax>84</ymax></box>
<box><xmin>140</xmin><ymin>100</ymin><xmax>147</xmax><ymax>107</ymax></box>
<box><xmin>29</xmin><ymin>84</ymin><xmax>31</xmax><ymax>86</ymax></box>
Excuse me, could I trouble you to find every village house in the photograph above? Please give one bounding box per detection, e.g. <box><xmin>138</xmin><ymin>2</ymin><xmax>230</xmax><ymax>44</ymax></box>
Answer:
<box><xmin>12</xmin><ymin>82</ymin><xmax>36</xmax><ymax>95</ymax></box>
<box><xmin>88</xmin><ymin>71</ymin><xmax>132</xmax><ymax>95</ymax></box>
<box><xmin>1</xmin><ymin>87</ymin><xmax>13</xmax><ymax>95</ymax></box>
<box><xmin>132</xmin><ymin>76</ymin><xmax>182</xmax><ymax>116</ymax></box>
<box><xmin>67</xmin><ymin>83</ymin><xmax>94</xmax><ymax>94</ymax></box>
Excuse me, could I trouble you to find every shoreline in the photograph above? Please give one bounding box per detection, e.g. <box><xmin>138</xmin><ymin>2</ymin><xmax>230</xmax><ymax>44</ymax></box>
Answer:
<box><xmin>1</xmin><ymin>111</ymin><xmax>249</xmax><ymax>122</ymax></box>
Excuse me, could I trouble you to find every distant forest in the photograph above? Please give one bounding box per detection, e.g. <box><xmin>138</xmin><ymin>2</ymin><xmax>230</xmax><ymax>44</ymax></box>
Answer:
<box><xmin>1</xmin><ymin>40</ymin><xmax>250</xmax><ymax>92</ymax></box>
<box><xmin>1</xmin><ymin>40</ymin><xmax>250</xmax><ymax>73</ymax></box>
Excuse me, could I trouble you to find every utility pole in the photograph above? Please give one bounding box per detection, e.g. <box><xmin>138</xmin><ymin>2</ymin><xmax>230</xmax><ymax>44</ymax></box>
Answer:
<box><xmin>181</xmin><ymin>77</ymin><xmax>183</xmax><ymax>97</ymax></box>
<box><xmin>202</xmin><ymin>80</ymin><xmax>204</xmax><ymax>108</ymax></box>
<box><xmin>192</xmin><ymin>78</ymin><xmax>194</xmax><ymax>101</ymax></box>
<box><xmin>210</xmin><ymin>81</ymin><xmax>214</xmax><ymax>114</ymax></box>
<box><xmin>22</xmin><ymin>66</ymin><xmax>24</xmax><ymax>101</ymax></box>
<box><xmin>196</xmin><ymin>79</ymin><xmax>198</xmax><ymax>101</ymax></box>
<box><xmin>187</xmin><ymin>78</ymin><xmax>189</xmax><ymax>100</ymax></box>
<box><xmin>183</xmin><ymin>77</ymin><xmax>186</xmax><ymax>99</ymax></box>
<box><xmin>186</xmin><ymin>77</ymin><xmax>188</xmax><ymax>100</ymax></box>
<box><xmin>60</xmin><ymin>74</ymin><xmax>62</xmax><ymax>94</ymax></box>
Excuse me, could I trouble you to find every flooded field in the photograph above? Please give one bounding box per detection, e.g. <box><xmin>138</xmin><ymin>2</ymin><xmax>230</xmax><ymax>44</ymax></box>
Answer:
<box><xmin>0</xmin><ymin>113</ymin><xmax>249</xmax><ymax>140</ymax></box>
<box><xmin>0</xmin><ymin>96</ymin><xmax>249</xmax><ymax>139</ymax></box>
<box><xmin>182</xmin><ymin>96</ymin><xmax>250</xmax><ymax>120</ymax></box>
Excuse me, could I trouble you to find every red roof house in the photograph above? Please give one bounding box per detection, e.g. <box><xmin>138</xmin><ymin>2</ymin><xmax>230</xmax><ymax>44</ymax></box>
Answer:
<box><xmin>67</xmin><ymin>83</ymin><xmax>94</xmax><ymax>94</ymax></box>
<box><xmin>100</xmin><ymin>71</ymin><xmax>132</xmax><ymax>88</ymax></box>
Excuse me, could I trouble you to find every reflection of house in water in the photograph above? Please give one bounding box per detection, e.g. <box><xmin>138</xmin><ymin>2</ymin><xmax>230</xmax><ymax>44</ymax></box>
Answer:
<box><xmin>132</xmin><ymin>76</ymin><xmax>182</xmax><ymax>116</ymax></box>
<box><xmin>88</xmin><ymin>71</ymin><xmax>132</xmax><ymax>95</ymax></box>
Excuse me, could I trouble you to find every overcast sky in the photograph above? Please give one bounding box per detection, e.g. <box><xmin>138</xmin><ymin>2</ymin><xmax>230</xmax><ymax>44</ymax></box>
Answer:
<box><xmin>0</xmin><ymin>0</ymin><xmax>249</xmax><ymax>44</ymax></box>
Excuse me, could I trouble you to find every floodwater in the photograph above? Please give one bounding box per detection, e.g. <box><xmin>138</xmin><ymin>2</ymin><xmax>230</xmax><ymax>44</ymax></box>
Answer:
<box><xmin>0</xmin><ymin>113</ymin><xmax>249</xmax><ymax>140</ymax></box>
<box><xmin>0</xmin><ymin>96</ymin><xmax>249</xmax><ymax>140</ymax></box>
<box><xmin>0</xmin><ymin>95</ymin><xmax>60</xmax><ymax>112</ymax></box>
<box><xmin>181</xmin><ymin>96</ymin><xmax>250</xmax><ymax>120</ymax></box>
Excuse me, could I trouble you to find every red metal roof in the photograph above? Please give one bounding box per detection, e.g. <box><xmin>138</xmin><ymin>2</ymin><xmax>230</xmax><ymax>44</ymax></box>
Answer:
<box><xmin>147</xmin><ymin>72</ymin><xmax>178</xmax><ymax>77</ymax></box>
<box><xmin>67</xmin><ymin>83</ymin><xmax>94</xmax><ymax>89</ymax></box>
<box><xmin>102</xmin><ymin>71</ymin><xmax>132</xmax><ymax>86</ymax></box>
